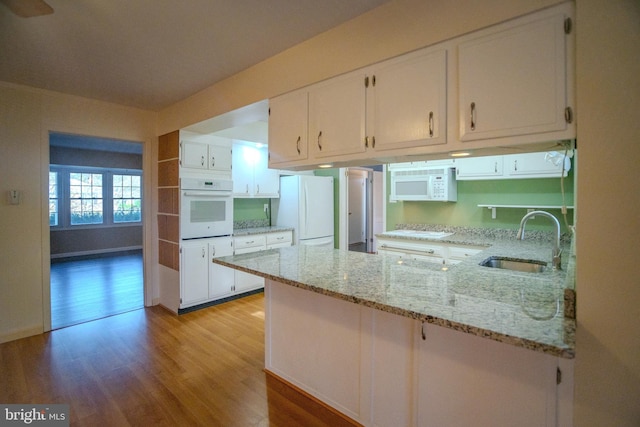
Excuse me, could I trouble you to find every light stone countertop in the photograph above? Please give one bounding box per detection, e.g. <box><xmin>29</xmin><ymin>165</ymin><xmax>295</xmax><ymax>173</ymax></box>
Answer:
<box><xmin>232</xmin><ymin>226</ymin><xmax>294</xmax><ymax>236</ymax></box>
<box><xmin>215</xmin><ymin>227</ymin><xmax>576</xmax><ymax>359</ymax></box>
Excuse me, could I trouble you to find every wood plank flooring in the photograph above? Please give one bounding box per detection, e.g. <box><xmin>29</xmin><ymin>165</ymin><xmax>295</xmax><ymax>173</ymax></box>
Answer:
<box><xmin>50</xmin><ymin>252</ymin><xmax>144</xmax><ymax>330</ymax></box>
<box><xmin>0</xmin><ymin>293</ymin><xmax>352</xmax><ymax>426</ymax></box>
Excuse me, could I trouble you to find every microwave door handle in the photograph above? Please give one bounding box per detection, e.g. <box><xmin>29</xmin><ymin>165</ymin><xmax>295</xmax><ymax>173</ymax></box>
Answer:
<box><xmin>427</xmin><ymin>176</ymin><xmax>433</xmax><ymax>199</ymax></box>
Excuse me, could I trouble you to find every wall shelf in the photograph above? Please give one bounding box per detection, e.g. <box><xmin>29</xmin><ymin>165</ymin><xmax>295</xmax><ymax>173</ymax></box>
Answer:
<box><xmin>478</xmin><ymin>204</ymin><xmax>574</xmax><ymax>219</ymax></box>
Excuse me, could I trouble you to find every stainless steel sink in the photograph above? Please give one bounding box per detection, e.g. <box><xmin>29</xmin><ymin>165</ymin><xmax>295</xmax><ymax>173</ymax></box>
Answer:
<box><xmin>479</xmin><ymin>256</ymin><xmax>547</xmax><ymax>273</ymax></box>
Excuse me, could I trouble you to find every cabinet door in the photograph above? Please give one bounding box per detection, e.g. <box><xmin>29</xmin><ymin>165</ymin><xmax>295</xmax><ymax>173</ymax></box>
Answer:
<box><xmin>458</xmin><ymin>11</ymin><xmax>569</xmax><ymax>142</ymax></box>
<box><xmin>370</xmin><ymin>309</ymin><xmax>415</xmax><ymax>427</ymax></box>
<box><xmin>417</xmin><ymin>322</ymin><xmax>558</xmax><ymax>427</ymax></box>
<box><xmin>181</xmin><ymin>140</ymin><xmax>208</xmax><ymax>169</ymax></box>
<box><xmin>505</xmin><ymin>152</ymin><xmax>568</xmax><ymax>178</ymax></box>
<box><xmin>455</xmin><ymin>155</ymin><xmax>503</xmax><ymax>180</ymax></box>
<box><xmin>209</xmin><ymin>238</ymin><xmax>234</xmax><ymax>299</ymax></box>
<box><xmin>180</xmin><ymin>242</ymin><xmax>209</xmax><ymax>307</ymax></box>
<box><xmin>268</xmin><ymin>90</ymin><xmax>308</xmax><ymax>166</ymax></box>
<box><xmin>309</xmin><ymin>70</ymin><xmax>367</xmax><ymax>159</ymax></box>
<box><xmin>232</xmin><ymin>144</ymin><xmax>254</xmax><ymax>196</ymax></box>
<box><xmin>372</xmin><ymin>48</ymin><xmax>447</xmax><ymax>151</ymax></box>
<box><xmin>208</xmin><ymin>143</ymin><xmax>232</xmax><ymax>173</ymax></box>
<box><xmin>253</xmin><ymin>146</ymin><xmax>280</xmax><ymax>197</ymax></box>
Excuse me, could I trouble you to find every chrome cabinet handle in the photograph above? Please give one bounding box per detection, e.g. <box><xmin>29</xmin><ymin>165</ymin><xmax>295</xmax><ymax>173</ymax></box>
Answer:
<box><xmin>201</xmin><ymin>248</ymin><xmax>205</xmax><ymax>258</ymax></box>
<box><xmin>246</xmin><ymin>184</ymin><xmax>249</xmax><ymax>194</ymax></box>
<box><xmin>256</xmin><ymin>184</ymin><xmax>260</xmax><ymax>194</ymax></box>
<box><xmin>494</xmin><ymin>161</ymin><xmax>498</xmax><ymax>173</ymax></box>
<box><xmin>514</xmin><ymin>160</ymin><xmax>518</xmax><ymax>171</ymax></box>
<box><xmin>428</xmin><ymin>111</ymin><xmax>434</xmax><ymax>137</ymax></box>
<box><xmin>317</xmin><ymin>131</ymin><xmax>323</xmax><ymax>151</ymax></box>
<box><xmin>296</xmin><ymin>136</ymin><xmax>301</xmax><ymax>154</ymax></box>
<box><xmin>470</xmin><ymin>102</ymin><xmax>476</xmax><ymax>131</ymax></box>
<box><xmin>200</xmin><ymin>155</ymin><xmax>205</xmax><ymax>166</ymax></box>
<box><xmin>211</xmin><ymin>156</ymin><xmax>215</xmax><ymax>167</ymax></box>
<box><xmin>211</xmin><ymin>247</ymin><xmax>216</xmax><ymax>256</ymax></box>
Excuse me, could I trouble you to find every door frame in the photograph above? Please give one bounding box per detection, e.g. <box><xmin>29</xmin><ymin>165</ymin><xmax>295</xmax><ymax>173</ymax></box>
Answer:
<box><xmin>338</xmin><ymin>167</ymin><xmax>386</xmax><ymax>252</ymax></box>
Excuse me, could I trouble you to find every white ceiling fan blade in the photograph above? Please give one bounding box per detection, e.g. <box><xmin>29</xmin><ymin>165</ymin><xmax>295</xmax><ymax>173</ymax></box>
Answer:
<box><xmin>0</xmin><ymin>0</ymin><xmax>53</xmax><ymax>17</ymax></box>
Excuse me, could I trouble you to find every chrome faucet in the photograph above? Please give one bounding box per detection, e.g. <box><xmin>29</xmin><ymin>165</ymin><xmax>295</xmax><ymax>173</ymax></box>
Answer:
<box><xmin>517</xmin><ymin>211</ymin><xmax>562</xmax><ymax>270</ymax></box>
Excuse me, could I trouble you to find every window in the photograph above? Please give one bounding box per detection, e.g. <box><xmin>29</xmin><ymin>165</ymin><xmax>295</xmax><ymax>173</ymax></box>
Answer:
<box><xmin>113</xmin><ymin>174</ymin><xmax>141</xmax><ymax>223</ymax></box>
<box><xmin>49</xmin><ymin>171</ymin><xmax>58</xmax><ymax>226</ymax></box>
<box><xmin>49</xmin><ymin>166</ymin><xmax>142</xmax><ymax>229</ymax></box>
<box><xmin>70</xmin><ymin>172</ymin><xmax>103</xmax><ymax>225</ymax></box>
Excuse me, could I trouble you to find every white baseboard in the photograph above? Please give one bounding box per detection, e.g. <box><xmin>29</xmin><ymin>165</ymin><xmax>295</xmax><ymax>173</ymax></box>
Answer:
<box><xmin>50</xmin><ymin>245</ymin><xmax>142</xmax><ymax>259</ymax></box>
<box><xmin>0</xmin><ymin>325</ymin><xmax>43</xmax><ymax>344</ymax></box>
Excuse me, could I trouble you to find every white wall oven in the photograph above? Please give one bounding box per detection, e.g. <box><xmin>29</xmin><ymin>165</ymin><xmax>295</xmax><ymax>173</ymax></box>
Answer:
<box><xmin>180</xmin><ymin>177</ymin><xmax>233</xmax><ymax>239</ymax></box>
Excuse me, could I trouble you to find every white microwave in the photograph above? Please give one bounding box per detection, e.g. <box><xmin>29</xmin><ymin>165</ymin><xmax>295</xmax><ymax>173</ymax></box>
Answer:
<box><xmin>180</xmin><ymin>178</ymin><xmax>233</xmax><ymax>239</ymax></box>
<box><xmin>390</xmin><ymin>167</ymin><xmax>457</xmax><ymax>202</ymax></box>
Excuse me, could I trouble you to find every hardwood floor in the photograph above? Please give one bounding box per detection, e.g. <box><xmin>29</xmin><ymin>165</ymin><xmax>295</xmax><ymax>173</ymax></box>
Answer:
<box><xmin>0</xmin><ymin>293</ymin><xmax>354</xmax><ymax>426</ymax></box>
<box><xmin>50</xmin><ymin>252</ymin><xmax>144</xmax><ymax>330</ymax></box>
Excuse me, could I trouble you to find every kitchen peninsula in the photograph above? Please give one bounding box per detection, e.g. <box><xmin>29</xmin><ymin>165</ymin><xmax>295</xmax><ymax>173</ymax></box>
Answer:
<box><xmin>214</xmin><ymin>230</ymin><xmax>576</xmax><ymax>426</ymax></box>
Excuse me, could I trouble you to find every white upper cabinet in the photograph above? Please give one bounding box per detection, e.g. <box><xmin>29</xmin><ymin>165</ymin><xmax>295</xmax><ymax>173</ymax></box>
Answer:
<box><xmin>268</xmin><ymin>89</ymin><xmax>309</xmax><ymax>167</ymax></box>
<box><xmin>456</xmin><ymin>152</ymin><xmax>570</xmax><ymax>180</ymax></box>
<box><xmin>308</xmin><ymin>70</ymin><xmax>368</xmax><ymax>159</ymax></box>
<box><xmin>371</xmin><ymin>48</ymin><xmax>447</xmax><ymax>151</ymax></box>
<box><xmin>455</xmin><ymin>155</ymin><xmax>503</xmax><ymax>180</ymax></box>
<box><xmin>504</xmin><ymin>152</ymin><xmax>569</xmax><ymax>178</ymax></box>
<box><xmin>267</xmin><ymin>3</ymin><xmax>574</xmax><ymax>170</ymax></box>
<box><xmin>233</xmin><ymin>143</ymin><xmax>279</xmax><ymax>198</ymax></box>
<box><xmin>457</xmin><ymin>6</ymin><xmax>573</xmax><ymax>142</ymax></box>
<box><xmin>181</xmin><ymin>138</ymin><xmax>232</xmax><ymax>174</ymax></box>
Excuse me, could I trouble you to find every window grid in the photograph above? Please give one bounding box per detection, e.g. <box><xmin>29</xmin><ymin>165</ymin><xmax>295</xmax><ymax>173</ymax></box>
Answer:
<box><xmin>49</xmin><ymin>171</ymin><xmax>58</xmax><ymax>226</ymax></box>
<box><xmin>113</xmin><ymin>174</ymin><xmax>142</xmax><ymax>223</ymax></box>
<box><xmin>69</xmin><ymin>172</ymin><xmax>103</xmax><ymax>225</ymax></box>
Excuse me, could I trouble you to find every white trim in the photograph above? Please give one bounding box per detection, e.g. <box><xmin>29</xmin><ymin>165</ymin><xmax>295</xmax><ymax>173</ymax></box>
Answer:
<box><xmin>50</xmin><ymin>245</ymin><xmax>142</xmax><ymax>260</ymax></box>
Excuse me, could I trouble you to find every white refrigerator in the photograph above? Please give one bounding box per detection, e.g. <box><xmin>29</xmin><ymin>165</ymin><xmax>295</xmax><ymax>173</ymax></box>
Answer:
<box><xmin>274</xmin><ymin>175</ymin><xmax>334</xmax><ymax>247</ymax></box>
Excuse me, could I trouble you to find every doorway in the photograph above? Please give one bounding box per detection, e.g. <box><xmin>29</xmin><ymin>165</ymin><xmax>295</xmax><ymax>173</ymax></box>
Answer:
<box><xmin>48</xmin><ymin>133</ymin><xmax>144</xmax><ymax>329</ymax></box>
<box><xmin>344</xmin><ymin>167</ymin><xmax>384</xmax><ymax>254</ymax></box>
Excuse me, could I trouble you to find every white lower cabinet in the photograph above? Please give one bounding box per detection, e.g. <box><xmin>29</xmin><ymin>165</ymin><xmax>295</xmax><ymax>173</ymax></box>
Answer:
<box><xmin>208</xmin><ymin>240</ymin><xmax>235</xmax><ymax>299</ymax></box>
<box><xmin>416</xmin><ymin>322</ymin><xmax>559</xmax><ymax>427</ymax></box>
<box><xmin>180</xmin><ymin>236</ymin><xmax>234</xmax><ymax>309</ymax></box>
<box><xmin>233</xmin><ymin>231</ymin><xmax>293</xmax><ymax>293</ymax></box>
<box><xmin>180</xmin><ymin>232</ymin><xmax>292</xmax><ymax>310</ymax></box>
<box><xmin>234</xmin><ymin>234</ymin><xmax>267</xmax><ymax>293</ymax></box>
<box><xmin>265</xmin><ymin>279</ymin><xmax>573</xmax><ymax>427</ymax></box>
<box><xmin>377</xmin><ymin>237</ymin><xmax>484</xmax><ymax>266</ymax></box>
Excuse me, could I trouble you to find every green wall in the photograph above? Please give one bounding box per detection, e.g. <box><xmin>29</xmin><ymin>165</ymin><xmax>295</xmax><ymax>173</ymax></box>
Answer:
<box><xmin>233</xmin><ymin>198</ymin><xmax>272</xmax><ymax>222</ymax></box>
<box><xmin>234</xmin><ymin>168</ymin><xmax>575</xmax><ymax>236</ymax></box>
<box><xmin>386</xmin><ymin>169</ymin><xmax>575</xmax><ymax>233</ymax></box>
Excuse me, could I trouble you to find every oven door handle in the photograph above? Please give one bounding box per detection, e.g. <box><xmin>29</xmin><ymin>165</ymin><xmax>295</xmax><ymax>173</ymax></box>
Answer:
<box><xmin>182</xmin><ymin>191</ymin><xmax>231</xmax><ymax>197</ymax></box>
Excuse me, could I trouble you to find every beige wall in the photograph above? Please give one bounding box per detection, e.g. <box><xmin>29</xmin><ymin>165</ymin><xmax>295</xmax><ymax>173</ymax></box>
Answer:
<box><xmin>0</xmin><ymin>83</ymin><xmax>157</xmax><ymax>341</ymax></box>
<box><xmin>574</xmin><ymin>0</ymin><xmax>640</xmax><ymax>425</ymax></box>
<box><xmin>1</xmin><ymin>0</ymin><xmax>639</xmax><ymax>424</ymax></box>
<box><xmin>158</xmin><ymin>0</ymin><xmax>562</xmax><ymax>134</ymax></box>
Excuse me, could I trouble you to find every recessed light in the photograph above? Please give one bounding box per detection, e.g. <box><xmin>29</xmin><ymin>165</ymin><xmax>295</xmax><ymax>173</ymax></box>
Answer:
<box><xmin>318</xmin><ymin>163</ymin><xmax>333</xmax><ymax>168</ymax></box>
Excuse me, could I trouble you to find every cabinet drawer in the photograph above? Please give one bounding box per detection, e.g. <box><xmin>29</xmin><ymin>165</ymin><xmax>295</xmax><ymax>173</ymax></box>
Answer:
<box><xmin>267</xmin><ymin>231</ymin><xmax>292</xmax><ymax>246</ymax></box>
<box><xmin>234</xmin><ymin>235</ymin><xmax>266</xmax><ymax>253</ymax></box>
<box><xmin>448</xmin><ymin>245</ymin><xmax>485</xmax><ymax>261</ymax></box>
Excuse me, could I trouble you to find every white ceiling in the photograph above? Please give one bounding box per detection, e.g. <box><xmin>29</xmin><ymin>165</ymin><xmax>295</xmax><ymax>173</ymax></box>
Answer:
<box><xmin>0</xmin><ymin>0</ymin><xmax>390</xmax><ymax>112</ymax></box>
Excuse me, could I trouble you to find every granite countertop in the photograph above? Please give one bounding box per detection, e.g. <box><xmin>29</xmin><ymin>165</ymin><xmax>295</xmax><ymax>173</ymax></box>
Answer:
<box><xmin>215</xmin><ymin>226</ymin><xmax>576</xmax><ymax>358</ymax></box>
<box><xmin>233</xmin><ymin>226</ymin><xmax>294</xmax><ymax>236</ymax></box>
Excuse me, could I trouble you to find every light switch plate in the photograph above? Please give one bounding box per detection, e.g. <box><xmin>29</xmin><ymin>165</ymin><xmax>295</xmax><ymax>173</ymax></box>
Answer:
<box><xmin>7</xmin><ymin>190</ymin><xmax>21</xmax><ymax>205</ymax></box>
